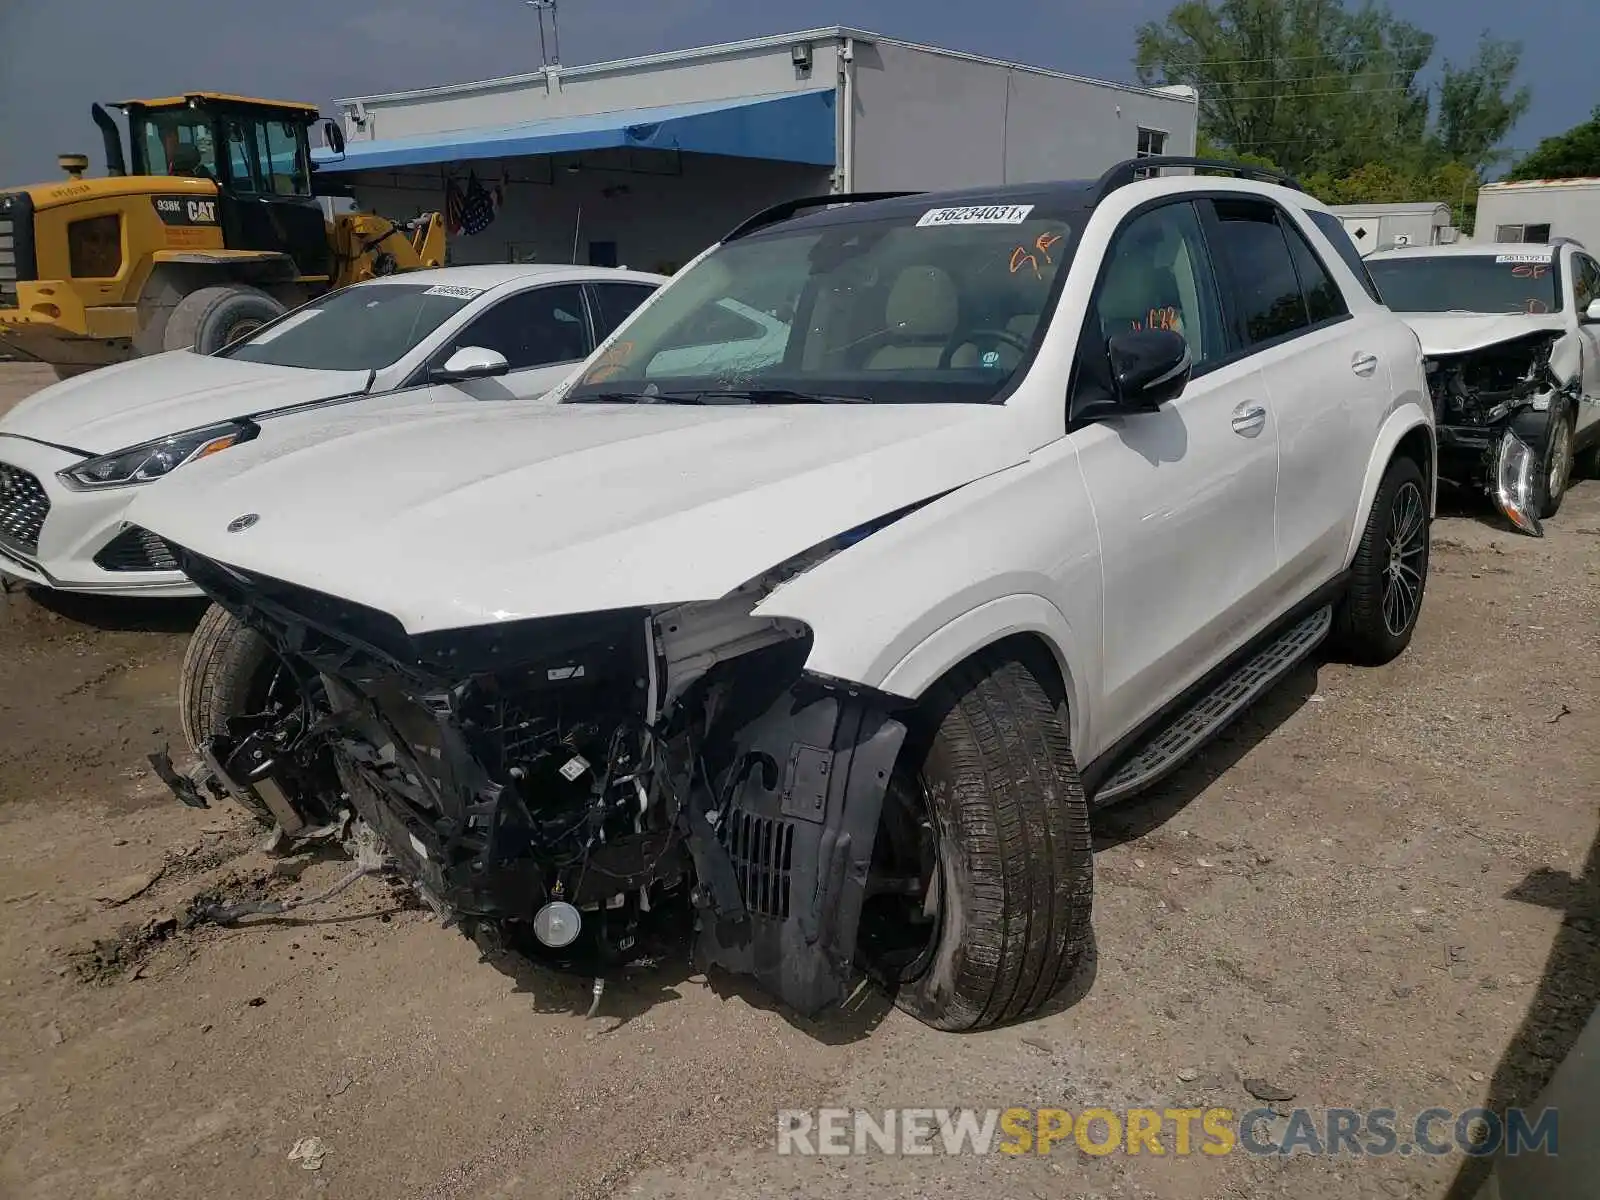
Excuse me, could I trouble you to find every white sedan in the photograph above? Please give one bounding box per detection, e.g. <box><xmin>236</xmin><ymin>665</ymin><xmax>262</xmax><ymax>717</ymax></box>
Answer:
<box><xmin>0</xmin><ymin>263</ymin><xmax>664</xmax><ymax>597</ymax></box>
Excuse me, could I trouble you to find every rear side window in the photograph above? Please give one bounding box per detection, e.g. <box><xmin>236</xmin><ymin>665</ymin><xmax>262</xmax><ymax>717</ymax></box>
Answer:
<box><xmin>1282</xmin><ymin>220</ymin><xmax>1347</xmax><ymax>323</ymax></box>
<box><xmin>1307</xmin><ymin>210</ymin><xmax>1384</xmax><ymax>304</ymax></box>
<box><xmin>1209</xmin><ymin>199</ymin><xmax>1309</xmax><ymax>345</ymax></box>
<box><xmin>590</xmin><ymin>282</ymin><xmax>659</xmax><ymax>339</ymax></box>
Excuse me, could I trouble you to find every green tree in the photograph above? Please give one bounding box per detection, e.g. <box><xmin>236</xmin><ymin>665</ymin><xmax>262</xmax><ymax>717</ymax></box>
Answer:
<box><xmin>1434</xmin><ymin>34</ymin><xmax>1531</xmax><ymax>170</ymax></box>
<box><xmin>1134</xmin><ymin>1</ymin><xmax>1527</xmax><ymax>181</ymax></box>
<box><xmin>1194</xmin><ymin>134</ymin><xmax>1284</xmax><ymax>174</ymax></box>
<box><xmin>1303</xmin><ymin>160</ymin><xmax>1482</xmax><ymax>234</ymax></box>
<box><xmin>1508</xmin><ymin>106</ymin><xmax>1600</xmax><ymax>180</ymax></box>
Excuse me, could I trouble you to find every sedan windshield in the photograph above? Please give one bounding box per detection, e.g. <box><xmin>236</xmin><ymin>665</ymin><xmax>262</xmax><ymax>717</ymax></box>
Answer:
<box><xmin>221</xmin><ymin>283</ymin><xmax>480</xmax><ymax>371</ymax></box>
<box><xmin>563</xmin><ymin>203</ymin><xmax>1077</xmax><ymax>405</ymax></box>
<box><xmin>1367</xmin><ymin>253</ymin><xmax>1564</xmax><ymax>316</ymax></box>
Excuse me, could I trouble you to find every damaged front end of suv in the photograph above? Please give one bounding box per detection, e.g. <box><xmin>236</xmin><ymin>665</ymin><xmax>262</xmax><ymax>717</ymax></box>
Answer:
<box><xmin>1424</xmin><ymin>330</ymin><xmax>1579</xmax><ymax>536</ymax></box>
<box><xmin>167</xmin><ymin>536</ymin><xmax>922</xmax><ymax>1017</ymax></box>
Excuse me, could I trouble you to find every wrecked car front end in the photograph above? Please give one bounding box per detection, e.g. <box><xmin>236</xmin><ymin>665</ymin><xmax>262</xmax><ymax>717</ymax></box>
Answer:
<box><xmin>1422</xmin><ymin>330</ymin><xmax>1578</xmax><ymax>536</ymax></box>
<box><xmin>170</xmin><ymin>545</ymin><xmax>911</xmax><ymax>1016</ymax></box>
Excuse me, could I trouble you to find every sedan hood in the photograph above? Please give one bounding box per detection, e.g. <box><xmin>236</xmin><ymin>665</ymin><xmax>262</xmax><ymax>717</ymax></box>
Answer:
<box><xmin>129</xmin><ymin>401</ymin><xmax>1027</xmax><ymax>635</ymax></box>
<box><xmin>0</xmin><ymin>351</ymin><xmax>372</xmax><ymax>454</ymax></box>
<box><xmin>1399</xmin><ymin>312</ymin><xmax>1566</xmax><ymax>358</ymax></box>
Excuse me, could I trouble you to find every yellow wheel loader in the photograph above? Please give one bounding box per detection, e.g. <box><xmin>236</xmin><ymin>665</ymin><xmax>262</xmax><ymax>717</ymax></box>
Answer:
<box><xmin>0</xmin><ymin>93</ymin><xmax>445</xmax><ymax>377</ymax></box>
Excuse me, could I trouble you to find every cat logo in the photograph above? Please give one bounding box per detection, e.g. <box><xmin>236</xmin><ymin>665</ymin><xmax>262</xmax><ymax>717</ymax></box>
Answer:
<box><xmin>151</xmin><ymin>195</ymin><xmax>220</xmax><ymax>227</ymax></box>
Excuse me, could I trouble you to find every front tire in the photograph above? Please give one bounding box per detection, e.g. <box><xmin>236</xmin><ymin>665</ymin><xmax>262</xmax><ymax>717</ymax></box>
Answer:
<box><xmin>877</xmin><ymin>642</ymin><xmax>1093</xmax><ymax>1032</ymax></box>
<box><xmin>1331</xmin><ymin>454</ymin><xmax>1430</xmax><ymax>665</ymax></box>
<box><xmin>179</xmin><ymin>604</ymin><xmax>286</xmax><ymax>826</ymax></box>
<box><xmin>1536</xmin><ymin>404</ymin><xmax>1576</xmax><ymax>520</ymax></box>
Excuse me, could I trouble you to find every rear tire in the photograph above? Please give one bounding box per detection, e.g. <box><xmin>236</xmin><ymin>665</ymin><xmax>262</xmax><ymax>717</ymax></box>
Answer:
<box><xmin>179</xmin><ymin>604</ymin><xmax>282</xmax><ymax>825</ymax></box>
<box><xmin>884</xmin><ymin>642</ymin><xmax>1093</xmax><ymax>1031</ymax></box>
<box><xmin>163</xmin><ymin>285</ymin><xmax>285</xmax><ymax>355</ymax></box>
<box><xmin>1331</xmin><ymin>454</ymin><xmax>1429</xmax><ymax>665</ymax></box>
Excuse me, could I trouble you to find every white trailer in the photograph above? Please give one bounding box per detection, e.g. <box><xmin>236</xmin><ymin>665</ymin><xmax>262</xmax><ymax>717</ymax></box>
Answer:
<box><xmin>1329</xmin><ymin>201</ymin><xmax>1457</xmax><ymax>255</ymax></box>
<box><xmin>1474</xmin><ymin>177</ymin><xmax>1600</xmax><ymax>247</ymax></box>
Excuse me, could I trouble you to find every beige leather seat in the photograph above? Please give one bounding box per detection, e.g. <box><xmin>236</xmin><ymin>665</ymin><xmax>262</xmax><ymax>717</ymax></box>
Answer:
<box><xmin>863</xmin><ymin>266</ymin><xmax>960</xmax><ymax>370</ymax></box>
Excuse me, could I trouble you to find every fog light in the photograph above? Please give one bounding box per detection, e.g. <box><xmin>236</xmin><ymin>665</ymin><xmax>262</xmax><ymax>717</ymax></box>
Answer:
<box><xmin>533</xmin><ymin>900</ymin><xmax>582</xmax><ymax>948</ymax></box>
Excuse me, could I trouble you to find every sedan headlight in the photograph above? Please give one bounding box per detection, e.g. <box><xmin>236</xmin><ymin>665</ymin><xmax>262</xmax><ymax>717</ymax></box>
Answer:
<box><xmin>58</xmin><ymin>421</ymin><xmax>258</xmax><ymax>490</ymax></box>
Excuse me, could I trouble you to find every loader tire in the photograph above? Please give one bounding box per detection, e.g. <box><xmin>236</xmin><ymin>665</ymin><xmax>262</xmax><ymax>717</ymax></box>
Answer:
<box><xmin>179</xmin><ymin>604</ymin><xmax>282</xmax><ymax>826</ymax></box>
<box><xmin>1330</xmin><ymin>454</ymin><xmax>1429</xmax><ymax>666</ymax></box>
<box><xmin>163</xmin><ymin>285</ymin><xmax>285</xmax><ymax>354</ymax></box>
<box><xmin>877</xmin><ymin>640</ymin><xmax>1094</xmax><ymax>1032</ymax></box>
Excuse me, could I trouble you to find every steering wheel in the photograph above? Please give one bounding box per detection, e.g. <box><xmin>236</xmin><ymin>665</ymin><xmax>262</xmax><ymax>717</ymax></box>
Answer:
<box><xmin>940</xmin><ymin>327</ymin><xmax>1031</xmax><ymax>369</ymax></box>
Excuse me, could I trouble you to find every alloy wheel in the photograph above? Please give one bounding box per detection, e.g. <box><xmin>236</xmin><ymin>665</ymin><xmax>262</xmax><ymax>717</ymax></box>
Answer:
<box><xmin>1382</xmin><ymin>480</ymin><xmax>1427</xmax><ymax>636</ymax></box>
<box><xmin>1548</xmin><ymin>413</ymin><xmax>1574</xmax><ymax>501</ymax></box>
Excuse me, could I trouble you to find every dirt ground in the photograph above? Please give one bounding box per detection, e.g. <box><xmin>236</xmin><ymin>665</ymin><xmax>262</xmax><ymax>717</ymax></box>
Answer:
<box><xmin>1</xmin><ymin>362</ymin><xmax>1596</xmax><ymax>1199</ymax></box>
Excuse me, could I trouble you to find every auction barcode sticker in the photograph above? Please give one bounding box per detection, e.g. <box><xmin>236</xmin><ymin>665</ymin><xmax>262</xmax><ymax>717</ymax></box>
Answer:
<box><xmin>916</xmin><ymin>204</ymin><xmax>1036</xmax><ymax>227</ymax></box>
<box><xmin>1495</xmin><ymin>251</ymin><xmax>1553</xmax><ymax>263</ymax></box>
<box><xmin>423</xmin><ymin>284</ymin><xmax>484</xmax><ymax>299</ymax></box>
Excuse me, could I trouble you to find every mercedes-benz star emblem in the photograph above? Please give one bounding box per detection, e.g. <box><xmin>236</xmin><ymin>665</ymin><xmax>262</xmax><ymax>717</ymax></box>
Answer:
<box><xmin>227</xmin><ymin>513</ymin><xmax>260</xmax><ymax>533</ymax></box>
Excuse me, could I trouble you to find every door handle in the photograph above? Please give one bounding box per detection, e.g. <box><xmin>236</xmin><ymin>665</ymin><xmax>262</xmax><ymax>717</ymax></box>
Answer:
<box><xmin>1351</xmin><ymin>352</ymin><xmax>1379</xmax><ymax>377</ymax></box>
<box><xmin>1231</xmin><ymin>401</ymin><xmax>1267</xmax><ymax>436</ymax></box>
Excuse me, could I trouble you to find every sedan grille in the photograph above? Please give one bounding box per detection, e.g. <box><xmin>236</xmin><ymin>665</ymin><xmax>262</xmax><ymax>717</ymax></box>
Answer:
<box><xmin>0</xmin><ymin>462</ymin><xmax>49</xmax><ymax>555</ymax></box>
<box><xmin>94</xmin><ymin>525</ymin><xmax>180</xmax><ymax>573</ymax></box>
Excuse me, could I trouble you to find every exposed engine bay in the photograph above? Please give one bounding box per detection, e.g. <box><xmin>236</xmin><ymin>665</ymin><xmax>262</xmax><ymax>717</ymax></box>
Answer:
<box><xmin>159</xmin><ymin>545</ymin><xmax>922</xmax><ymax>1017</ymax></box>
<box><xmin>1424</xmin><ymin>331</ymin><xmax>1580</xmax><ymax>536</ymax></box>
<box><xmin>1426</xmin><ymin>332</ymin><xmax>1573</xmax><ymax>428</ymax></box>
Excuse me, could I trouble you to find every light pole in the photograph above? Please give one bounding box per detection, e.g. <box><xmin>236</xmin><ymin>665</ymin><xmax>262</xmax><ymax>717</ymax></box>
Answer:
<box><xmin>524</xmin><ymin>0</ymin><xmax>562</xmax><ymax>69</ymax></box>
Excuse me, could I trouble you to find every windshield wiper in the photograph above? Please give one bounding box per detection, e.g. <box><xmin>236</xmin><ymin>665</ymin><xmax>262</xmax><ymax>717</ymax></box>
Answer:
<box><xmin>565</xmin><ymin>391</ymin><xmax>714</xmax><ymax>405</ymax></box>
<box><xmin>691</xmin><ymin>388</ymin><xmax>873</xmax><ymax>405</ymax></box>
<box><xmin>568</xmin><ymin>388</ymin><xmax>872</xmax><ymax>406</ymax></box>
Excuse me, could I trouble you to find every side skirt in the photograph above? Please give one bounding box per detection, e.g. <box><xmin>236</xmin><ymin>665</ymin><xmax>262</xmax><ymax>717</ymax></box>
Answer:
<box><xmin>1080</xmin><ymin>573</ymin><xmax>1348</xmax><ymax>806</ymax></box>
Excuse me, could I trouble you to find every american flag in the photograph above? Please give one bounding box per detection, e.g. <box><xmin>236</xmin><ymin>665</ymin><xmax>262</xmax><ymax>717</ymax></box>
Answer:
<box><xmin>446</xmin><ymin>172</ymin><xmax>502</xmax><ymax>237</ymax></box>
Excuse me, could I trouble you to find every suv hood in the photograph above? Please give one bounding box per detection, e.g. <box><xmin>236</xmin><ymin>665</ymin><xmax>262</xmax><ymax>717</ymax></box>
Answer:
<box><xmin>0</xmin><ymin>351</ymin><xmax>372</xmax><ymax>454</ymax></box>
<box><xmin>1399</xmin><ymin>312</ymin><xmax>1566</xmax><ymax>357</ymax></box>
<box><xmin>128</xmin><ymin>401</ymin><xmax>1026</xmax><ymax>635</ymax></box>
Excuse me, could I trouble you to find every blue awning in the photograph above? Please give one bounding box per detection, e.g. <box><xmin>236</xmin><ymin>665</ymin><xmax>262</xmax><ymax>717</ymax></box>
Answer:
<box><xmin>313</xmin><ymin>88</ymin><xmax>836</xmax><ymax>174</ymax></box>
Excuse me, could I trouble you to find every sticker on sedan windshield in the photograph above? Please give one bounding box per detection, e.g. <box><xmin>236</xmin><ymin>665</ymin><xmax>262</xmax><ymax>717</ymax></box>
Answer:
<box><xmin>916</xmin><ymin>204</ymin><xmax>1035</xmax><ymax>227</ymax></box>
<box><xmin>1495</xmin><ymin>251</ymin><xmax>1553</xmax><ymax>263</ymax></box>
<box><xmin>422</xmin><ymin>284</ymin><xmax>484</xmax><ymax>299</ymax></box>
<box><xmin>242</xmin><ymin>309</ymin><xmax>322</xmax><ymax>344</ymax></box>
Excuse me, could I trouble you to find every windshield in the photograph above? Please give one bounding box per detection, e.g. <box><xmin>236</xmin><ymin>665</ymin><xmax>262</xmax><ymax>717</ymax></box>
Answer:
<box><xmin>563</xmin><ymin>203</ymin><xmax>1077</xmax><ymax>405</ymax></box>
<box><xmin>221</xmin><ymin>283</ymin><xmax>479</xmax><ymax>371</ymax></box>
<box><xmin>136</xmin><ymin>111</ymin><xmax>217</xmax><ymax>179</ymax></box>
<box><xmin>1367</xmin><ymin>252</ymin><xmax>1564</xmax><ymax>316</ymax></box>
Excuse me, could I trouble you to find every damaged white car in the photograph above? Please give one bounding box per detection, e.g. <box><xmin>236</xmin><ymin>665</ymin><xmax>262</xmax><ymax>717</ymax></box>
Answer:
<box><xmin>132</xmin><ymin>160</ymin><xmax>1435</xmax><ymax>1030</ymax></box>
<box><xmin>1366</xmin><ymin>241</ymin><xmax>1600</xmax><ymax>535</ymax></box>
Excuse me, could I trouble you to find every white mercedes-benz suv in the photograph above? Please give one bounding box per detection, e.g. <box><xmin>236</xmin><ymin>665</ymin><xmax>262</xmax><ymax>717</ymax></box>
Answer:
<box><xmin>133</xmin><ymin>158</ymin><xmax>1434</xmax><ymax>1031</ymax></box>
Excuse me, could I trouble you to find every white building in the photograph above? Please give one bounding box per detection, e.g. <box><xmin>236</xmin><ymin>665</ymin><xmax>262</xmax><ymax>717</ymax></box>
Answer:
<box><xmin>1474</xmin><ymin>177</ymin><xmax>1600</xmax><ymax>248</ymax></box>
<box><xmin>314</xmin><ymin>27</ymin><xmax>1198</xmax><ymax>273</ymax></box>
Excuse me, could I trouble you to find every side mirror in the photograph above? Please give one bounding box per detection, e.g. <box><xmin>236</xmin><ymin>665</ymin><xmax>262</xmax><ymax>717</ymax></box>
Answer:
<box><xmin>1585</xmin><ymin>298</ymin><xmax>1600</xmax><ymax>323</ymax></box>
<box><xmin>433</xmin><ymin>346</ymin><xmax>509</xmax><ymax>381</ymax></box>
<box><xmin>322</xmin><ymin>118</ymin><xmax>346</xmax><ymax>156</ymax></box>
<box><xmin>1107</xmin><ymin>328</ymin><xmax>1192</xmax><ymax>410</ymax></box>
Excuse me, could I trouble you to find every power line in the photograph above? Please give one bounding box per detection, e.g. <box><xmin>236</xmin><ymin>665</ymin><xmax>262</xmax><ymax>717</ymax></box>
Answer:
<box><xmin>1197</xmin><ymin>70</ymin><xmax>1427</xmax><ymax>90</ymax></box>
<box><xmin>1150</xmin><ymin>43</ymin><xmax>1440</xmax><ymax>68</ymax></box>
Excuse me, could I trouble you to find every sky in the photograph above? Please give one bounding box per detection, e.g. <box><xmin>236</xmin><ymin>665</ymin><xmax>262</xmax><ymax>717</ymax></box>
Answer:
<box><xmin>1</xmin><ymin>0</ymin><xmax>1594</xmax><ymax>184</ymax></box>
